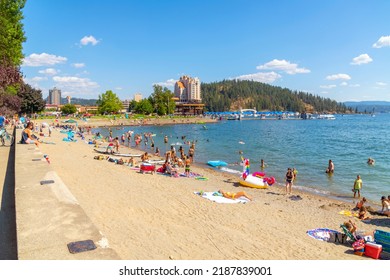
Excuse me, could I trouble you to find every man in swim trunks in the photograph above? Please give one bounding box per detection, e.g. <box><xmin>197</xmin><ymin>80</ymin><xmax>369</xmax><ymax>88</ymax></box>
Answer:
<box><xmin>218</xmin><ymin>189</ymin><xmax>252</xmax><ymax>201</ymax></box>
<box><xmin>353</xmin><ymin>175</ymin><xmax>362</xmax><ymax>198</ymax></box>
<box><xmin>185</xmin><ymin>157</ymin><xmax>191</xmax><ymax>177</ymax></box>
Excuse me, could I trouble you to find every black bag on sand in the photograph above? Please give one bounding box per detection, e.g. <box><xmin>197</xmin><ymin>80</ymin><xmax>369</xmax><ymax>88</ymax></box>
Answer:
<box><xmin>328</xmin><ymin>232</ymin><xmax>348</xmax><ymax>244</ymax></box>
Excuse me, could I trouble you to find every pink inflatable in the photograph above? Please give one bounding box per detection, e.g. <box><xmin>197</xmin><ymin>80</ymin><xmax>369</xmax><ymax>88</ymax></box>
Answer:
<box><xmin>252</xmin><ymin>171</ymin><xmax>266</xmax><ymax>178</ymax></box>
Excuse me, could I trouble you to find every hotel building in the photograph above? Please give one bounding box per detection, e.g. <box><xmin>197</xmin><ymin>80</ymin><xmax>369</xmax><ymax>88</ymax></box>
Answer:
<box><xmin>48</xmin><ymin>87</ymin><xmax>62</xmax><ymax>105</ymax></box>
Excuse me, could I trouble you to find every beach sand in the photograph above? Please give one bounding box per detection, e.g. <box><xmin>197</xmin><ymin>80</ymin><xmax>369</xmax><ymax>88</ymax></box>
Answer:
<box><xmin>33</xmin><ymin>119</ymin><xmax>389</xmax><ymax>260</ymax></box>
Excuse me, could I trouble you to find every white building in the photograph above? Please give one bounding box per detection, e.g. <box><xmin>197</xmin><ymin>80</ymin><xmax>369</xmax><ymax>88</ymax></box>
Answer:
<box><xmin>174</xmin><ymin>75</ymin><xmax>201</xmax><ymax>103</ymax></box>
<box><xmin>134</xmin><ymin>93</ymin><xmax>142</xmax><ymax>102</ymax></box>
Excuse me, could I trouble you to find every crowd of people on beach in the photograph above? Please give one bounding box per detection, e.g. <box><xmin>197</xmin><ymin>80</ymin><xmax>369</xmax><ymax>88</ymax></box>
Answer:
<box><xmin>91</xmin><ymin>127</ymin><xmax>199</xmax><ymax>179</ymax></box>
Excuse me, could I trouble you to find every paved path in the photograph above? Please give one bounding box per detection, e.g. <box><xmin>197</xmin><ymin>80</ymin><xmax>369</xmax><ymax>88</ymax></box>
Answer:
<box><xmin>0</xmin><ymin>143</ymin><xmax>17</xmax><ymax>260</ymax></box>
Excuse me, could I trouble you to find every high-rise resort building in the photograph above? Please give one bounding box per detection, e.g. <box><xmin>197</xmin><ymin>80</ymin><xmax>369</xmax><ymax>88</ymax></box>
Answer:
<box><xmin>134</xmin><ymin>93</ymin><xmax>142</xmax><ymax>102</ymax></box>
<box><xmin>48</xmin><ymin>87</ymin><xmax>61</xmax><ymax>105</ymax></box>
<box><xmin>174</xmin><ymin>75</ymin><xmax>201</xmax><ymax>103</ymax></box>
<box><xmin>173</xmin><ymin>75</ymin><xmax>204</xmax><ymax>115</ymax></box>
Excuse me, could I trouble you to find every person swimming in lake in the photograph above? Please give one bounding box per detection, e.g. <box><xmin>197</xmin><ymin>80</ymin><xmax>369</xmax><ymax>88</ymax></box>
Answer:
<box><xmin>367</xmin><ymin>158</ymin><xmax>375</xmax><ymax>165</ymax></box>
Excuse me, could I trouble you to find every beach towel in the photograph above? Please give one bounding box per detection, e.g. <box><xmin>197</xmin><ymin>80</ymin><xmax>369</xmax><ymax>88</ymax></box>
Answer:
<box><xmin>306</xmin><ymin>228</ymin><xmax>340</xmax><ymax>242</ymax></box>
<box><xmin>179</xmin><ymin>172</ymin><xmax>202</xmax><ymax>178</ymax></box>
<box><xmin>339</xmin><ymin>210</ymin><xmax>359</xmax><ymax>217</ymax></box>
<box><xmin>194</xmin><ymin>191</ymin><xmax>250</xmax><ymax>204</ymax></box>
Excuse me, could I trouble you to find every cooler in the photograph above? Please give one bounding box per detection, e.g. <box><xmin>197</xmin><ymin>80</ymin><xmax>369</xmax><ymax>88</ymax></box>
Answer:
<box><xmin>364</xmin><ymin>242</ymin><xmax>382</xmax><ymax>259</ymax></box>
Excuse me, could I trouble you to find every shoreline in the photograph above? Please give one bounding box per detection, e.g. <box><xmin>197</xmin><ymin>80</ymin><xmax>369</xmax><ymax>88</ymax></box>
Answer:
<box><xmin>32</xmin><ymin>118</ymin><xmax>389</xmax><ymax>260</ymax></box>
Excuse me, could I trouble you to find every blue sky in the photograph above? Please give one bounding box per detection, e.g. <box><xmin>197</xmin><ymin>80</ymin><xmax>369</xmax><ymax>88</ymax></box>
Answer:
<box><xmin>21</xmin><ymin>0</ymin><xmax>390</xmax><ymax>102</ymax></box>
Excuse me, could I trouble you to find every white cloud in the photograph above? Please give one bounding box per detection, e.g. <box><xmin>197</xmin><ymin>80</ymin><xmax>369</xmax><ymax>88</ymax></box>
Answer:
<box><xmin>53</xmin><ymin>76</ymin><xmax>99</xmax><ymax>96</ymax></box>
<box><xmin>376</xmin><ymin>82</ymin><xmax>387</xmax><ymax>86</ymax></box>
<box><xmin>349</xmin><ymin>84</ymin><xmax>360</xmax><ymax>88</ymax></box>
<box><xmin>80</xmin><ymin>35</ymin><xmax>100</xmax><ymax>46</ymax></box>
<box><xmin>320</xmin><ymin>85</ymin><xmax>336</xmax><ymax>89</ymax></box>
<box><xmin>234</xmin><ymin>71</ymin><xmax>282</xmax><ymax>83</ymax></box>
<box><xmin>340</xmin><ymin>82</ymin><xmax>348</xmax><ymax>86</ymax></box>
<box><xmin>351</xmin><ymin>54</ymin><xmax>372</xmax><ymax>65</ymax></box>
<box><xmin>23</xmin><ymin>53</ymin><xmax>67</xmax><ymax>67</ymax></box>
<box><xmin>72</xmin><ymin>63</ymin><xmax>85</xmax><ymax>68</ymax></box>
<box><xmin>38</xmin><ymin>68</ymin><xmax>58</xmax><ymax>75</ymax></box>
<box><xmin>372</xmin><ymin>35</ymin><xmax>390</xmax><ymax>48</ymax></box>
<box><xmin>154</xmin><ymin>78</ymin><xmax>176</xmax><ymax>87</ymax></box>
<box><xmin>326</xmin><ymin>73</ymin><xmax>351</xmax><ymax>81</ymax></box>
<box><xmin>115</xmin><ymin>87</ymin><xmax>123</xmax><ymax>90</ymax></box>
<box><xmin>256</xmin><ymin>59</ymin><xmax>310</xmax><ymax>74</ymax></box>
<box><xmin>31</xmin><ymin>76</ymin><xmax>48</xmax><ymax>82</ymax></box>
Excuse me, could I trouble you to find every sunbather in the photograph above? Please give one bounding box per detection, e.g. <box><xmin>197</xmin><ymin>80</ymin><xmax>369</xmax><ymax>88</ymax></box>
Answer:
<box><xmin>218</xmin><ymin>189</ymin><xmax>252</xmax><ymax>201</ymax></box>
<box><xmin>165</xmin><ymin>161</ymin><xmax>178</xmax><ymax>176</ymax></box>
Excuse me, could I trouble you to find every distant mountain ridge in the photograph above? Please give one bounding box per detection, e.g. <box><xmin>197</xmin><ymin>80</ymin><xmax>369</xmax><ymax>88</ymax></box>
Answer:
<box><xmin>45</xmin><ymin>97</ymin><xmax>98</xmax><ymax>106</ymax></box>
<box><xmin>201</xmin><ymin>79</ymin><xmax>349</xmax><ymax>113</ymax></box>
<box><xmin>343</xmin><ymin>101</ymin><xmax>390</xmax><ymax>113</ymax></box>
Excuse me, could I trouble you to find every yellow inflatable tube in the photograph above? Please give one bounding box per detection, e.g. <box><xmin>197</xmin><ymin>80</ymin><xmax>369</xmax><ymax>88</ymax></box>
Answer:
<box><xmin>239</xmin><ymin>174</ymin><xmax>269</xmax><ymax>189</ymax></box>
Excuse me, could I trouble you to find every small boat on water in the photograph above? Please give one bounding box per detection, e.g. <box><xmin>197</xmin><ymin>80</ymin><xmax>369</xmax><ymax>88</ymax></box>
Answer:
<box><xmin>317</xmin><ymin>114</ymin><xmax>336</xmax><ymax>120</ymax></box>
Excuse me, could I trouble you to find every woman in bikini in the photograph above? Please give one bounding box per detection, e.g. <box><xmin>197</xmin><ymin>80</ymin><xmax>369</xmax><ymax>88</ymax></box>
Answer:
<box><xmin>218</xmin><ymin>189</ymin><xmax>252</xmax><ymax>201</ymax></box>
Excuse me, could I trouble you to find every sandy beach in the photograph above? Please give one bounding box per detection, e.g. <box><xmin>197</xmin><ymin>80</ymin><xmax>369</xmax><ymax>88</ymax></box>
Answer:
<box><xmin>32</xmin><ymin>118</ymin><xmax>389</xmax><ymax>260</ymax></box>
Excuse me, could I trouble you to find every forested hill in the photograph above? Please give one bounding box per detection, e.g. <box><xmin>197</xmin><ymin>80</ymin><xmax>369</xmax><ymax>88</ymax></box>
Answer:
<box><xmin>201</xmin><ymin>80</ymin><xmax>349</xmax><ymax>113</ymax></box>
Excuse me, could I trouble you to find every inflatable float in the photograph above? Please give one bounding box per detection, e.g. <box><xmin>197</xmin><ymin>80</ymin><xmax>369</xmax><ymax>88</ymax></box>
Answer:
<box><xmin>239</xmin><ymin>158</ymin><xmax>275</xmax><ymax>189</ymax></box>
<box><xmin>239</xmin><ymin>174</ymin><xmax>268</xmax><ymax>189</ymax></box>
<box><xmin>207</xmin><ymin>160</ymin><xmax>228</xmax><ymax>167</ymax></box>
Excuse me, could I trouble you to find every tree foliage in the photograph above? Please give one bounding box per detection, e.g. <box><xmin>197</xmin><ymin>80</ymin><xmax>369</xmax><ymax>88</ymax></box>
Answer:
<box><xmin>0</xmin><ymin>0</ymin><xmax>26</xmax><ymax>116</ymax></box>
<box><xmin>61</xmin><ymin>104</ymin><xmax>77</xmax><ymax>115</ymax></box>
<box><xmin>0</xmin><ymin>0</ymin><xmax>26</xmax><ymax>66</ymax></box>
<box><xmin>148</xmin><ymin>84</ymin><xmax>175</xmax><ymax>115</ymax></box>
<box><xmin>17</xmin><ymin>83</ymin><xmax>45</xmax><ymax>114</ymax></box>
<box><xmin>134</xmin><ymin>99</ymin><xmax>153</xmax><ymax>115</ymax></box>
<box><xmin>97</xmin><ymin>90</ymin><xmax>122</xmax><ymax>114</ymax></box>
<box><xmin>201</xmin><ymin>79</ymin><xmax>349</xmax><ymax>113</ymax></box>
<box><xmin>0</xmin><ymin>88</ymin><xmax>21</xmax><ymax>115</ymax></box>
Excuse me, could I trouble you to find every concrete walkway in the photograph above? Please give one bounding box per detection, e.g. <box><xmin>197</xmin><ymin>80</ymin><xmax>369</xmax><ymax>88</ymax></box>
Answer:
<box><xmin>13</xmin><ymin>128</ymin><xmax>120</xmax><ymax>259</ymax></box>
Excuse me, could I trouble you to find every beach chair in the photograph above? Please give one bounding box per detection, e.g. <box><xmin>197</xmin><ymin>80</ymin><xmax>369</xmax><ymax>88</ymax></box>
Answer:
<box><xmin>374</xmin><ymin>230</ymin><xmax>390</xmax><ymax>254</ymax></box>
<box><xmin>340</xmin><ymin>224</ymin><xmax>357</xmax><ymax>243</ymax></box>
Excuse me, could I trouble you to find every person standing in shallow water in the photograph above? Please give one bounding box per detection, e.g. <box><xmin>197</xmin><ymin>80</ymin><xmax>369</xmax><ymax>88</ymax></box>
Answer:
<box><xmin>326</xmin><ymin>159</ymin><xmax>334</xmax><ymax>173</ymax></box>
<box><xmin>285</xmin><ymin>168</ymin><xmax>294</xmax><ymax>195</ymax></box>
<box><xmin>353</xmin><ymin>175</ymin><xmax>363</xmax><ymax>198</ymax></box>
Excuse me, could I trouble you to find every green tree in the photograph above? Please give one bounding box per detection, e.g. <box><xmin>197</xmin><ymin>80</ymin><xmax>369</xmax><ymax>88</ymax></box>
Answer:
<box><xmin>0</xmin><ymin>0</ymin><xmax>26</xmax><ymax>115</ymax></box>
<box><xmin>97</xmin><ymin>90</ymin><xmax>122</xmax><ymax>114</ymax></box>
<box><xmin>134</xmin><ymin>99</ymin><xmax>153</xmax><ymax>115</ymax></box>
<box><xmin>17</xmin><ymin>83</ymin><xmax>45</xmax><ymax>114</ymax></box>
<box><xmin>149</xmin><ymin>84</ymin><xmax>175</xmax><ymax>115</ymax></box>
<box><xmin>61</xmin><ymin>104</ymin><xmax>77</xmax><ymax>115</ymax></box>
<box><xmin>0</xmin><ymin>0</ymin><xmax>26</xmax><ymax>66</ymax></box>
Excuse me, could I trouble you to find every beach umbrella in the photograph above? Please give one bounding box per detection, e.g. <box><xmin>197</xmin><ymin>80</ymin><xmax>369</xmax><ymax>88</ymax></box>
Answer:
<box><xmin>64</xmin><ymin>119</ymin><xmax>78</xmax><ymax>124</ymax></box>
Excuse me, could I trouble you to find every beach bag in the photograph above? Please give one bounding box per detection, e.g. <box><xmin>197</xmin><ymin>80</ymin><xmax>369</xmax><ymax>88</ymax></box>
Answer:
<box><xmin>328</xmin><ymin>232</ymin><xmax>348</xmax><ymax>244</ymax></box>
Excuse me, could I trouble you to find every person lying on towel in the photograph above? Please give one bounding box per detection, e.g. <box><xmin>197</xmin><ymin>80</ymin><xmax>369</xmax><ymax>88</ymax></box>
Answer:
<box><xmin>218</xmin><ymin>189</ymin><xmax>252</xmax><ymax>201</ymax></box>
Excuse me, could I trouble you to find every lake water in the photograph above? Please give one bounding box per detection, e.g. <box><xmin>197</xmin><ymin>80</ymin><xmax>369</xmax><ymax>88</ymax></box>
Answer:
<box><xmin>96</xmin><ymin>114</ymin><xmax>389</xmax><ymax>205</ymax></box>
